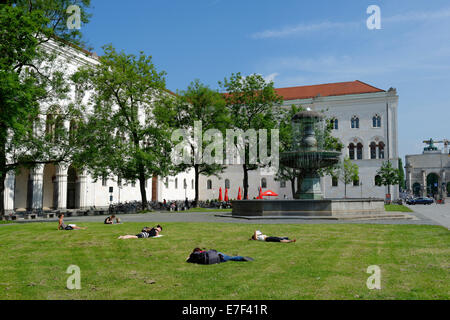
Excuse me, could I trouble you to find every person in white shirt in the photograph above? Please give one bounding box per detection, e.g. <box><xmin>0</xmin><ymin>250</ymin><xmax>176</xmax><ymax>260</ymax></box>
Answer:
<box><xmin>250</xmin><ymin>230</ymin><xmax>296</xmax><ymax>243</ymax></box>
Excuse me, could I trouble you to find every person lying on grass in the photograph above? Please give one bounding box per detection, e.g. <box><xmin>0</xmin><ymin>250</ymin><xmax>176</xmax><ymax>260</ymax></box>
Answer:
<box><xmin>250</xmin><ymin>230</ymin><xmax>296</xmax><ymax>243</ymax></box>
<box><xmin>104</xmin><ymin>215</ymin><xmax>121</xmax><ymax>224</ymax></box>
<box><xmin>57</xmin><ymin>214</ymin><xmax>87</xmax><ymax>230</ymax></box>
<box><xmin>118</xmin><ymin>225</ymin><xmax>162</xmax><ymax>239</ymax></box>
<box><xmin>186</xmin><ymin>247</ymin><xmax>254</xmax><ymax>264</ymax></box>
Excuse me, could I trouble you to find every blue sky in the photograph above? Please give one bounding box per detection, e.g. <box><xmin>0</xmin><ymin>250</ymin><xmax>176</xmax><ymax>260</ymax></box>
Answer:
<box><xmin>82</xmin><ymin>0</ymin><xmax>450</xmax><ymax>161</ymax></box>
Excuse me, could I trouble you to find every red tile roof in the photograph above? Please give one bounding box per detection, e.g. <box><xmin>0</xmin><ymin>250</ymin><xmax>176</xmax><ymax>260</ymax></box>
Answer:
<box><xmin>275</xmin><ymin>80</ymin><xmax>385</xmax><ymax>101</ymax></box>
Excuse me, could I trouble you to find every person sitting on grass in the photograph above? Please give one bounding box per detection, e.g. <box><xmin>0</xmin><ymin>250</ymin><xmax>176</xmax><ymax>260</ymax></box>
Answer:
<box><xmin>104</xmin><ymin>215</ymin><xmax>121</xmax><ymax>224</ymax></box>
<box><xmin>57</xmin><ymin>213</ymin><xmax>87</xmax><ymax>230</ymax></box>
<box><xmin>118</xmin><ymin>225</ymin><xmax>162</xmax><ymax>239</ymax></box>
<box><xmin>250</xmin><ymin>230</ymin><xmax>296</xmax><ymax>243</ymax></box>
<box><xmin>186</xmin><ymin>247</ymin><xmax>254</xmax><ymax>264</ymax></box>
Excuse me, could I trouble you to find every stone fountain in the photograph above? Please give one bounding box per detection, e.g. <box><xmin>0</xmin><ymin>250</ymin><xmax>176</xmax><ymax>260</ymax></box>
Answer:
<box><xmin>231</xmin><ymin>108</ymin><xmax>390</xmax><ymax>219</ymax></box>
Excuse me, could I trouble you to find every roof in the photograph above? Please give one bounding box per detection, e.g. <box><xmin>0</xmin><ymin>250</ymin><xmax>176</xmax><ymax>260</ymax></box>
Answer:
<box><xmin>274</xmin><ymin>80</ymin><xmax>385</xmax><ymax>101</ymax></box>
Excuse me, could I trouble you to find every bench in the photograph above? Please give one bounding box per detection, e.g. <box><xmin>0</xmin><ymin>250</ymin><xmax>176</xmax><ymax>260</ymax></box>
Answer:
<box><xmin>25</xmin><ymin>214</ymin><xmax>37</xmax><ymax>220</ymax></box>
<box><xmin>43</xmin><ymin>213</ymin><xmax>56</xmax><ymax>219</ymax></box>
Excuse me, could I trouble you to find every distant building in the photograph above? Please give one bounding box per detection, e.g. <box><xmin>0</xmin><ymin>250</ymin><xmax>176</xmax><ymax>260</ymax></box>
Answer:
<box><xmin>405</xmin><ymin>139</ymin><xmax>450</xmax><ymax>199</ymax></box>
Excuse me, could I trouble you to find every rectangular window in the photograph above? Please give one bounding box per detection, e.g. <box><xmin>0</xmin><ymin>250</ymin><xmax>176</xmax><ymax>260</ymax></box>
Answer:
<box><xmin>280</xmin><ymin>180</ymin><xmax>286</xmax><ymax>188</ymax></box>
<box><xmin>332</xmin><ymin>177</ymin><xmax>338</xmax><ymax>187</ymax></box>
<box><xmin>102</xmin><ymin>175</ymin><xmax>107</xmax><ymax>187</ymax></box>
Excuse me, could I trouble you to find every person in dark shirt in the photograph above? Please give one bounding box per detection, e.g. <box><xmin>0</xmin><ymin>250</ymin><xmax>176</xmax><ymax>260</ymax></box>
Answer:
<box><xmin>118</xmin><ymin>225</ymin><xmax>162</xmax><ymax>239</ymax></box>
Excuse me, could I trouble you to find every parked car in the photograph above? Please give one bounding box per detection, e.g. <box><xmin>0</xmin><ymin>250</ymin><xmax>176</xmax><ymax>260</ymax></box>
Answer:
<box><xmin>407</xmin><ymin>197</ymin><xmax>434</xmax><ymax>205</ymax></box>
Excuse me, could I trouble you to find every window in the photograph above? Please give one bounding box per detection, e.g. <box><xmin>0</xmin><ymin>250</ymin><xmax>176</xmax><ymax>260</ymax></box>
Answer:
<box><xmin>348</xmin><ymin>143</ymin><xmax>355</xmax><ymax>160</ymax></box>
<box><xmin>280</xmin><ymin>180</ymin><xmax>286</xmax><ymax>188</ymax></box>
<box><xmin>183</xmin><ymin>178</ymin><xmax>187</xmax><ymax>189</ymax></box>
<box><xmin>353</xmin><ymin>176</ymin><xmax>360</xmax><ymax>186</ymax></box>
<box><xmin>165</xmin><ymin>177</ymin><xmax>169</xmax><ymax>188</ymax></box>
<box><xmin>330</xmin><ymin>118</ymin><xmax>338</xmax><ymax>130</ymax></box>
<box><xmin>175</xmin><ymin>178</ymin><xmax>178</xmax><ymax>189</ymax></box>
<box><xmin>225</xmin><ymin>179</ymin><xmax>230</xmax><ymax>189</ymax></box>
<box><xmin>261</xmin><ymin>178</ymin><xmax>267</xmax><ymax>188</ymax></box>
<box><xmin>378</xmin><ymin>142</ymin><xmax>385</xmax><ymax>159</ymax></box>
<box><xmin>191</xmin><ymin>179</ymin><xmax>194</xmax><ymax>190</ymax></box>
<box><xmin>117</xmin><ymin>176</ymin><xmax>122</xmax><ymax>187</ymax></box>
<box><xmin>370</xmin><ymin>142</ymin><xmax>377</xmax><ymax>159</ymax></box>
<box><xmin>372</xmin><ymin>115</ymin><xmax>381</xmax><ymax>128</ymax></box>
<box><xmin>351</xmin><ymin>116</ymin><xmax>359</xmax><ymax>129</ymax></box>
<box><xmin>332</xmin><ymin>176</ymin><xmax>338</xmax><ymax>187</ymax></box>
<box><xmin>207</xmin><ymin>180</ymin><xmax>212</xmax><ymax>190</ymax></box>
<box><xmin>375</xmin><ymin>175</ymin><xmax>382</xmax><ymax>186</ymax></box>
<box><xmin>356</xmin><ymin>143</ymin><xmax>363</xmax><ymax>160</ymax></box>
<box><xmin>102</xmin><ymin>175</ymin><xmax>107</xmax><ymax>187</ymax></box>
<box><xmin>131</xmin><ymin>180</ymin><xmax>136</xmax><ymax>188</ymax></box>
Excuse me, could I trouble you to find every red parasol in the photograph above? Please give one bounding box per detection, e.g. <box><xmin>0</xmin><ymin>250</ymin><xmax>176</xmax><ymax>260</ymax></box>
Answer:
<box><xmin>256</xmin><ymin>187</ymin><xmax>263</xmax><ymax>199</ymax></box>
<box><xmin>260</xmin><ymin>190</ymin><xmax>279</xmax><ymax>197</ymax></box>
<box><xmin>237</xmin><ymin>187</ymin><xmax>242</xmax><ymax>200</ymax></box>
<box><xmin>224</xmin><ymin>188</ymin><xmax>229</xmax><ymax>202</ymax></box>
<box><xmin>218</xmin><ymin>187</ymin><xmax>223</xmax><ymax>201</ymax></box>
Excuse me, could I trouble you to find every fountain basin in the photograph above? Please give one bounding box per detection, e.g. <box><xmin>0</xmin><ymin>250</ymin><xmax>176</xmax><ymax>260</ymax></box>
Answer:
<box><xmin>231</xmin><ymin>199</ymin><xmax>386</xmax><ymax>217</ymax></box>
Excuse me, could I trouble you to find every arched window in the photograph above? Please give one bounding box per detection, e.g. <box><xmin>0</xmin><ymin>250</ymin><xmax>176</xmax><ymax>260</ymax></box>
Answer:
<box><xmin>191</xmin><ymin>179</ymin><xmax>194</xmax><ymax>189</ymax></box>
<box><xmin>372</xmin><ymin>114</ymin><xmax>381</xmax><ymax>128</ymax></box>
<box><xmin>370</xmin><ymin>142</ymin><xmax>377</xmax><ymax>159</ymax></box>
<box><xmin>165</xmin><ymin>177</ymin><xmax>169</xmax><ymax>188</ymax></box>
<box><xmin>378</xmin><ymin>142</ymin><xmax>385</xmax><ymax>159</ymax></box>
<box><xmin>348</xmin><ymin>143</ymin><xmax>355</xmax><ymax>160</ymax></box>
<box><xmin>351</xmin><ymin>116</ymin><xmax>359</xmax><ymax>129</ymax></box>
<box><xmin>261</xmin><ymin>178</ymin><xmax>267</xmax><ymax>188</ymax></box>
<box><xmin>280</xmin><ymin>180</ymin><xmax>286</xmax><ymax>188</ymax></box>
<box><xmin>183</xmin><ymin>178</ymin><xmax>187</xmax><ymax>189</ymax></box>
<box><xmin>207</xmin><ymin>180</ymin><xmax>212</xmax><ymax>190</ymax></box>
<box><xmin>225</xmin><ymin>179</ymin><xmax>230</xmax><ymax>189</ymax></box>
<box><xmin>332</xmin><ymin>176</ymin><xmax>338</xmax><ymax>187</ymax></box>
<box><xmin>175</xmin><ymin>178</ymin><xmax>178</xmax><ymax>189</ymax></box>
<box><xmin>356</xmin><ymin>143</ymin><xmax>363</xmax><ymax>160</ymax></box>
<box><xmin>375</xmin><ymin>175</ymin><xmax>382</xmax><ymax>186</ymax></box>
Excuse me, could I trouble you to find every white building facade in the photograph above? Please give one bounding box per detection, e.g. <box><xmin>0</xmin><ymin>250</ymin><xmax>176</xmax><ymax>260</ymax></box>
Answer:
<box><xmin>3</xmin><ymin>43</ymin><xmax>400</xmax><ymax>214</ymax></box>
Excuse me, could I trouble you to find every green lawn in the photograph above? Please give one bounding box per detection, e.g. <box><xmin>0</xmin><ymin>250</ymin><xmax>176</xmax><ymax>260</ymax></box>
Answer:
<box><xmin>0</xmin><ymin>222</ymin><xmax>448</xmax><ymax>300</ymax></box>
<box><xmin>384</xmin><ymin>204</ymin><xmax>414</xmax><ymax>212</ymax></box>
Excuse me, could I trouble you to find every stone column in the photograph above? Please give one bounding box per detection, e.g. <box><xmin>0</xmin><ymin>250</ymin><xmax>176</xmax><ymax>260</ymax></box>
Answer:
<box><xmin>30</xmin><ymin>164</ymin><xmax>44</xmax><ymax>211</ymax></box>
<box><xmin>422</xmin><ymin>170</ymin><xmax>427</xmax><ymax>197</ymax></box>
<box><xmin>78</xmin><ymin>170</ymin><xmax>88</xmax><ymax>209</ymax></box>
<box><xmin>55</xmin><ymin>163</ymin><xmax>68</xmax><ymax>210</ymax></box>
<box><xmin>3</xmin><ymin>171</ymin><xmax>15</xmax><ymax>214</ymax></box>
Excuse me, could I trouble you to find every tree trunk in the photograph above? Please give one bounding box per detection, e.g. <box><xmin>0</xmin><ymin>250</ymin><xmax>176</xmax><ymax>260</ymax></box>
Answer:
<box><xmin>0</xmin><ymin>137</ymin><xmax>6</xmax><ymax>216</ymax></box>
<box><xmin>194</xmin><ymin>164</ymin><xmax>199</xmax><ymax>207</ymax></box>
<box><xmin>138</xmin><ymin>164</ymin><xmax>148</xmax><ymax>210</ymax></box>
<box><xmin>290</xmin><ymin>177</ymin><xmax>296</xmax><ymax>199</ymax></box>
<box><xmin>243</xmin><ymin>164</ymin><xmax>249</xmax><ymax>199</ymax></box>
<box><xmin>344</xmin><ymin>183</ymin><xmax>347</xmax><ymax>198</ymax></box>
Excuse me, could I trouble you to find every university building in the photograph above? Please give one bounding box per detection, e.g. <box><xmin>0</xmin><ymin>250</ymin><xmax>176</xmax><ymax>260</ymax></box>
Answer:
<box><xmin>3</xmin><ymin>42</ymin><xmax>400</xmax><ymax>214</ymax></box>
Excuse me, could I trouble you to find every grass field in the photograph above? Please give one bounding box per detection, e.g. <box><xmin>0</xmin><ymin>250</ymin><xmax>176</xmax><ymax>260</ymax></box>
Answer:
<box><xmin>0</xmin><ymin>221</ymin><xmax>448</xmax><ymax>300</ymax></box>
<box><xmin>384</xmin><ymin>205</ymin><xmax>414</xmax><ymax>212</ymax></box>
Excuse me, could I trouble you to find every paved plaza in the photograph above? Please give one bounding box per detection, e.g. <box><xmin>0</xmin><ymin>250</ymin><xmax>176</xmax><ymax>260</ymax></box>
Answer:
<box><xmin>3</xmin><ymin>205</ymin><xmax>449</xmax><ymax>229</ymax></box>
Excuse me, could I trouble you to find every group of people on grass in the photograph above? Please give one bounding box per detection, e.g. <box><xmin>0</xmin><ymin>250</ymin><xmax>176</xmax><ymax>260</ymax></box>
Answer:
<box><xmin>57</xmin><ymin>213</ymin><xmax>296</xmax><ymax>264</ymax></box>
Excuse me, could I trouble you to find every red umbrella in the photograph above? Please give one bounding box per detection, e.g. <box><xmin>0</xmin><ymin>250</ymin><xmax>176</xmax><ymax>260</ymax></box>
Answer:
<box><xmin>237</xmin><ymin>187</ymin><xmax>242</xmax><ymax>200</ymax></box>
<box><xmin>260</xmin><ymin>190</ymin><xmax>279</xmax><ymax>197</ymax></box>
<box><xmin>218</xmin><ymin>187</ymin><xmax>223</xmax><ymax>201</ymax></box>
<box><xmin>224</xmin><ymin>188</ymin><xmax>229</xmax><ymax>202</ymax></box>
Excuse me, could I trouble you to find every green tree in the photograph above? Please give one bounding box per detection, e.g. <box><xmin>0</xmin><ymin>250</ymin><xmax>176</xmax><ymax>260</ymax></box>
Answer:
<box><xmin>0</xmin><ymin>3</ymin><xmax>89</xmax><ymax>215</ymax></box>
<box><xmin>336</xmin><ymin>157</ymin><xmax>359</xmax><ymax>198</ymax></box>
<box><xmin>219</xmin><ymin>73</ymin><xmax>283</xmax><ymax>199</ymax></box>
<box><xmin>154</xmin><ymin>80</ymin><xmax>229</xmax><ymax>206</ymax></box>
<box><xmin>73</xmin><ymin>45</ymin><xmax>173</xmax><ymax>209</ymax></box>
<box><xmin>375</xmin><ymin>161</ymin><xmax>401</xmax><ymax>193</ymax></box>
